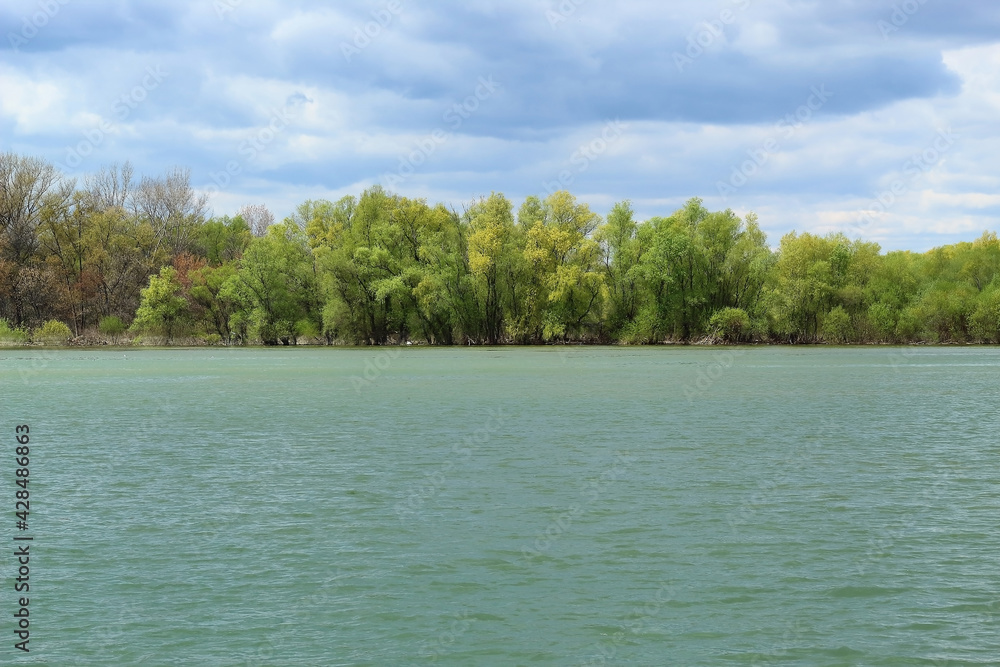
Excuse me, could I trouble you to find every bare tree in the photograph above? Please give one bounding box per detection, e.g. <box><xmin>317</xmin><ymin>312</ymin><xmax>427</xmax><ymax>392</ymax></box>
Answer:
<box><xmin>0</xmin><ymin>153</ymin><xmax>61</xmax><ymax>264</ymax></box>
<box><xmin>86</xmin><ymin>161</ymin><xmax>134</xmax><ymax>212</ymax></box>
<box><xmin>239</xmin><ymin>203</ymin><xmax>275</xmax><ymax>237</ymax></box>
<box><xmin>131</xmin><ymin>167</ymin><xmax>208</xmax><ymax>256</ymax></box>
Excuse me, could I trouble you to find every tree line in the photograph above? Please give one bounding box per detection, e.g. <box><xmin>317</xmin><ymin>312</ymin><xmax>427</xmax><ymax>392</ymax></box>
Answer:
<box><xmin>2</xmin><ymin>152</ymin><xmax>1000</xmax><ymax>346</ymax></box>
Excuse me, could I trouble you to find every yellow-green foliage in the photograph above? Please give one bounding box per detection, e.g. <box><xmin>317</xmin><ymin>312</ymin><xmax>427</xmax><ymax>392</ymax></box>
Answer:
<box><xmin>34</xmin><ymin>320</ymin><xmax>73</xmax><ymax>344</ymax></box>
<box><xmin>710</xmin><ymin>307</ymin><xmax>751</xmax><ymax>343</ymax></box>
<box><xmin>98</xmin><ymin>316</ymin><xmax>127</xmax><ymax>337</ymax></box>
<box><xmin>2</xmin><ymin>148</ymin><xmax>1000</xmax><ymax>347</ymax></box>
<box><xmin>0</xmin><ymin>319</ymin><xmax>29</xmax><ymax>345</ymax></box>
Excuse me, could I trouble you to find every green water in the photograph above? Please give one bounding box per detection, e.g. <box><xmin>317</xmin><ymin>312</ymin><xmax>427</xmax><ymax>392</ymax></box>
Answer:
<box><xmin>1</xmin><ymin>347</ymin><xmax>998</xmax><ymax>665</ymax></box>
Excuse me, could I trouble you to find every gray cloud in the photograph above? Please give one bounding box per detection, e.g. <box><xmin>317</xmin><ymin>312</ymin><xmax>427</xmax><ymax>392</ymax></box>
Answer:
<box><xmin>0</xmin><ymin>0</ymin><xmax>996</xmax><ymax>250</ymax></box>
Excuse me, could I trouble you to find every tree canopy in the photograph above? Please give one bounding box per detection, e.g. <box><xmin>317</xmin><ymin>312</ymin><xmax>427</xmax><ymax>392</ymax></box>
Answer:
<box><xmin>3</xmin><ymin>152</ymin><xmax>1000</xmax><ymax>346</ymax></box>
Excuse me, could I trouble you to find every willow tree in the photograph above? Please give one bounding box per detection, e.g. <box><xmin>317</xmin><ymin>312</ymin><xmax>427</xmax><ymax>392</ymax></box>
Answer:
<box><xmin>517</xmin><ymin>191</ymin><xmax>605</xmax><ymax>341</ymax></box>
<box><xmin>466</xmin><ymin>192</ymin><xmax>516</xmax><ymax>344</ymax></box>
<box><xmin>229</xmin><ymin>222</ymin><xmax>319</xmax><ymax>345</ymax></box>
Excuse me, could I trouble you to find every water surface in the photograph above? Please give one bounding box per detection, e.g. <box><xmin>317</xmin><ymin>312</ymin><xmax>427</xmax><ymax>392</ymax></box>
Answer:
<box><xmin>1</xmin><ymin>347</ymin><xmax>998</xmax><ymax>665</ymax></box>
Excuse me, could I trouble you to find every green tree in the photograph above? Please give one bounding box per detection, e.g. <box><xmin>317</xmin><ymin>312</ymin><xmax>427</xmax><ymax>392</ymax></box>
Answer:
<box><xmin>189</xmin><ymin>262</ymin><xmax>240</xmax><ymax>343</ymax></box>
<box><xmin>970</xmin><ymin>286</ymin><xmax>1000</xmax><ymax>343</ymax></box>
<box><xmin>629</xmin><ymin>215</ymin><xmax>687</xmax><ymax>342</ymax></box>
<box><xmin>315</xmin><ymin>188</ymin><xmax>413</xmax><ymax>344</ymax></box>
<box><xmin>822</xmin><ymin>306</ymin><xmax>852</xmax><ymax>343</ymax></box>
<box><xmin>229</xmin><ymin>223</ymin><xmax>319</xmax><ymax>345</ymax></box>
<box><xmin>466</xmin><ymin>192</ymin><xmax>516</xmax><ymax>344</ymax></box>
<box><xmin>515</xmin><ymin>192</ymin><xmax>605</xmax><ymax>342</ymax></box>
<box><xmin>709</xmin><ymin>307</ymin><xmax>751</xmax><ymax>343</ymax></box>
<box><xmin>595</xmin><ymin>200</ymin><xmax>641</xmax><ymax>338</ymax></box>
<box><xmin>131</xmin><ymin>266</ymin><xmax>188</xmax><ymax>343</ymax></box>
<box><xmin>765</xmin><ymin>232</ymin><xmax>838</xmax><ymax>342</ymax></box>
<box><xmin>195</xmin><ymin>215</ymin><xmax>252</xmax><ymax>265</ymax></box>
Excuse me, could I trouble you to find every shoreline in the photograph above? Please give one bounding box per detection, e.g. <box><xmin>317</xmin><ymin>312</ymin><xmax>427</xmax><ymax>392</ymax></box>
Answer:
<box><xmin>0</xmin><ymin>341</ymin><xmax>991</xmax><ymax>351</ymax></box>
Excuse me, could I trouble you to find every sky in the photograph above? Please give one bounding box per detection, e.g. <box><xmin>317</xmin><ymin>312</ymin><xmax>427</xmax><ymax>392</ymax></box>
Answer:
<box><xmin>1</xmin><ymin>0</ymin><xmax>998</xmax><ymax>251</ymax></box>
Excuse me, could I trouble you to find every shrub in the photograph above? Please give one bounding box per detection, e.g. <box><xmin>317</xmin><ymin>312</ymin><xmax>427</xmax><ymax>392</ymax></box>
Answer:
<box><xmin>970</xmin><ymin>289</ymin><xmax>1000</xmax><ymax>344</ymax></box>
<box><xmin>709</xmin><ymin>307</ymin><xmax>750</xmax><ymax>343</ymax></box>
<box><xmin>917</xmin><ymin>282</ymin><xmax>975</xmax><ymax>342</ymax></box>
<box><xmin>895</xmin><ymin>307</ymin><xmax>923</xmax><ymax>342</ymax></box>
<box><xmin>867</xmin><ymin>303</ymin><xmax>898</xmax><ymax>343</ymax></box>
<box><xmin>99</xmin><ymin>315</ymin><xmax>127</xmax><ymax>338</ymax></box>
<box><xmin>295</xmin><ymin>318</ymin><xmax>321</xmax><ymax>341</ymax></box>
<box><xmin>822</xmin><ymin>306</ymin><xmax>852</xmax><ymax>344</ymax></box>
<box><xmin>34</xmin><ymin>320</ymin><xmax>73</xmax><ymax>345</ymax></box>
<box><xmin>620</xmin><ymin>308</ymin><xmax>660</xmax><ymax>344</ymax></box>
<box><xmin>0</xmin><ymin>319</ymin><xmax>29</xmax><ymax>345</ymax></box>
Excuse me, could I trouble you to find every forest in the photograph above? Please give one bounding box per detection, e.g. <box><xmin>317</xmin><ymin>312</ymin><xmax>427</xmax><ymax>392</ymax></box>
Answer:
<box><xmin>1</xmin><ymin>152</ymin><xmax>999</xmax><ymax>346</ymax></box>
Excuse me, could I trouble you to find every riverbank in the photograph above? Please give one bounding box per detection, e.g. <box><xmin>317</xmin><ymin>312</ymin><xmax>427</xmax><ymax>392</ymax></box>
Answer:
<box><xmin>0</xmin><ymin>337</ymin><xmax>976</xmax><ymax>349</ymax></box>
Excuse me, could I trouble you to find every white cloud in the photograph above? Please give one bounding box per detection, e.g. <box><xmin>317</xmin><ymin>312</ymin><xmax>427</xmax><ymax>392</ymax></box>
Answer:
<box><xmin>0</xmin><ymin>0</ymin><xmax>997</xmax><ymax>252</ymax></box>
<box><xmin>0</xmin><ymin>66</ymin><xmax>66</xmax><ymax>134</ymax></box>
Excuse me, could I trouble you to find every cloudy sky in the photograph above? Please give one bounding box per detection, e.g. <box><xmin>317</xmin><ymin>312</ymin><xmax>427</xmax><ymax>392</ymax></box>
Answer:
<box><xmin>2</xmin><ymin>0</ymin><xmax>998</xmax><ymax>250</ymax></box>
